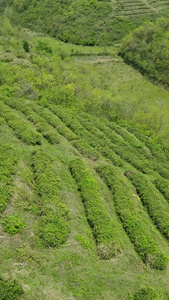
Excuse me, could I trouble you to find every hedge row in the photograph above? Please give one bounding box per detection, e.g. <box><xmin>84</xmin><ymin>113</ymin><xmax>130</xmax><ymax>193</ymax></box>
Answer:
<box><xmin>70</xmin><ymin>159</ymin><xmax>123</xmax><ymax>259</ymax></box>
<box><xmin>31</xmin><ymin>149</ymin><xmax>69</xmax><ymax>247</ymax></box>
<box><xmin>0</xmin><ymin>143</ymin><xmax>17</xmax><ymax>212</ymax></box>
<box><xmin>2</xmin><ymin>98</ymin><xmax>59</xmax><ymax>144</ymax></box>
<box><xmin>127</xmin><ymin>171</ymin><xmax>169</xmax><ymax>241</ymax></box>
<box><xmin>97</xmin><ymin>165</ymin><xmax>168</xmax><ymax>270</ymax></box>
<box><xmin>0</xmin><ymin>101</ymin><xmax>41</xmax><ymax>145</ymax></box>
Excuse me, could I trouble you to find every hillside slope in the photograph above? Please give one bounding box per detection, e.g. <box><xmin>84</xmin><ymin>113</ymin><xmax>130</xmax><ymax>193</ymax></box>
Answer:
<box><xmin>4</xmin><ymin>0</ymin><xmax>169</xmax><ymax>45</ymax></box>
<box><xmin>1</xmin><ymin>17</ymin><xmax>169</xmax><ymax>299</ymax></box>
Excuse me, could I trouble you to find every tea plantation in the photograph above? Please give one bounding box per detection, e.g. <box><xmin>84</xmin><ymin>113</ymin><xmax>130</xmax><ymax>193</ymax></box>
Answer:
<box><xmin>1</xmin><ymin>9</ymin><xmax>169</xmax><ymax>300</ymax></box>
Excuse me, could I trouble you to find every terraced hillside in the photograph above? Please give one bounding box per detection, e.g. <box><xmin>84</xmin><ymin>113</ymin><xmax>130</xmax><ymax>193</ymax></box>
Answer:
<box><xmin>2</xmin><ymin>18</ymin><xmax>169</xmax><ymax>300</ymax></box>
<box><xmin>115</xmin><ymin>0</ymin><xmax>169</xmax><ymax>18</ymax></box>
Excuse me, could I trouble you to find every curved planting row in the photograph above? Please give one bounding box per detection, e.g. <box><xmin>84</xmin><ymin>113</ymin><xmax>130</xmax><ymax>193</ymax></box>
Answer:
<box><xmin>70</xmin><ymin>159</ymin><xmax>124</xmax><ymax>259</ymax></box>
<box><xmin>153</xmin><ymin>176</ymin><xmax>169</xmax><ymax>203</ymax></box>
<box><xmin>0</xmin><ymin>101</ymin><xmax>41</xmax><ymax>145</ymax></box>
<box><xmin>2</xmin><ymin>98</ymin><xmax>60</xmax><ymax>144</ymax></box>
<box><xmin>77</xmin><ymin>113</ymin><xmax>152</xmax><ymax>174</ymax></box>
<box><xmin>97</xmin><ymin>164</ymin><xmax>168</xmax><ymax>270</ymax></box>
<box><xmin>31</xmin><ymin>149</ymin><xmax>69</xmax><ymax>247</ymax></box>
<box><xmin>126</xmin><ymin>171</ymin><xmax>169</xmax><ymax>241</ymax></box>
<box><xmin>105</xmin><ymin>120</ymin><xmax>151</xmax><ymax>158</ymax></box>
<box><xmin>37</xmin><ymin>102</ymin><xmax>77</xmax><ymax>141</ymax></box>
<box><xmin>0</xmin><ymin>143</ymin><xmax>17</xmax><ymax>212</ymax></box>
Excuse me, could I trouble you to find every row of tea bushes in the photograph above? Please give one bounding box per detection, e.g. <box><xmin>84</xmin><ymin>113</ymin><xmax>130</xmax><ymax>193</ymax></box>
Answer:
<box><xmin>31</xmin><ymin>149</ymin><xmax>69</xmax><ymax>247</ymax></box>
<box><xmin>2</xmin><ymin>98</ymin><xmax>60</xmax><ymax>144</ymax></box>
<box><xmin>0</xmin><ymin>143</ymin><xmax>17</xmax><ymax>212</ymax></box>
<box><xmin>127</xmin><ymin>171</ymin><xmax>169</xmax><ymax>242</ymax></box>
<box><xmin>97</xmin><ymin>165</ymin><xmax>168</xmax><ymax>270</ymax></box>
<box><xmin>70</xmin><ymin>159</ymin><xmax>123</xmax><ymax>259</ymax></box>
<box><xmin>0</xmin><ymin>101</ymin><xmax>41</xmax><ymax>145</ymax></box>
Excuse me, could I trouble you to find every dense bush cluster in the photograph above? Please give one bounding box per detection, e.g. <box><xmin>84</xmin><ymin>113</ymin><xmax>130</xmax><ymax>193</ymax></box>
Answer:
<box><xmin>10</xmin><ymin>0</ymin><xmax>144</xmax><ymax>45</ymax></box>
<box><xmin>0</xmin><ymin>277</ymin><xmax>23</xmax><ymax>300</ymax></box>
<box><xmin>134</xmin><ymin>286</ymin><xmax>169</xmax><ymax>300</ymax></box>
<box><xmin>70</xmin><ymin>159</ymin><xmax>123</xmax><ymax>259</ymax></box>
<box><xmin>0</xmin><ymin>143</ymin><xmax>17</xmax><ymax>212</ymax></box>
<box><xmin>97</xmin><ymin>165</ymin><xmax>168</xmax><ymax>270</ymax></box>
<box><xmin>127</xmin><ymin>171</ymin><xmax>169</xmax><ymax>241</ymax></box>
<box><xmin>32</xmin><ymin>149</ymin><xmax>69</xmax><ymax>247</ymax></box>
<box><xmin>120</xmin><ymin>18</ymin><xmax>169</xmax><ymax>88</ymax></box>
<box><xmin>1</xmin><ymin>215</ymin><xmax>26</xmax><ymax>235</ymax></box>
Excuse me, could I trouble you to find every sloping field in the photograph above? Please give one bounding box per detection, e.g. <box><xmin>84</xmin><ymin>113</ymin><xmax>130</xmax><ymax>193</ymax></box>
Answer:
<box><xmin>2</xmin><ymin>20</ymin><xmax>169</xmax><ymax>300</ymax></box>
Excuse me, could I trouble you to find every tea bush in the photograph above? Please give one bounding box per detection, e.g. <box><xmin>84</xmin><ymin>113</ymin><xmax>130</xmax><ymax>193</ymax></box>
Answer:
<box><xmin>1</xmin><ymin>215</ymin><xmax>26</xmax><ymax>235</ymax></box>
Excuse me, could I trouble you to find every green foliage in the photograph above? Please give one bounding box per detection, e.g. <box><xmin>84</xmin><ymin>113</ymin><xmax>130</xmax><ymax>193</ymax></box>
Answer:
<box><xmin>36</xmin><ymin>41</ymin><xmax>52</xmax><ymax>54</ymax></box>
<box><xmin>0</xmin><ymin>277</ymin><xmax>23</xmax><ymax>300</ymax></box>
<box><xmin>23</xmin><ymin>40</ymin><xmax>29</xmax><ymax>52</ymax></box>
<box><xmin>32</xmin><ymin>149</ymin><xmax>69</xmax><ymax>247</ymax></box>
<box><xmin>97</xmin><ymin>165</ymin><xmax>168</xmax><ymax>270</ymax></box>
<box><xmin>10</xmin><ymin>0</ymin><xmax>146</xmax><ymax>46</ymax></box>
<box><xmin>134</xmin><ymin>286</ymin><xmax>168</xmax><ymax>300</ymax></box>
<box><xmin>1</xmin><ymin>215</ymin><xmax>26</xmax><ymax>235</ymax></box>
<box><xmin>120</xmin><ymin>18</ymin><xmax>169</xmax><ymax>88</ymax></box>
<box><xmin>127</xmin><ymin>171</ymin><xmax>169</xmax><ymax>241</ymax></box>
<box><xmin>75</xmin><ymin>234</ymin><xmax>90</xmax><ymax>249</ymax></box>
<box><xmin>70</xmin><ymin>159</ymin><xmax>123</xmax><ymax>259</ymax></box>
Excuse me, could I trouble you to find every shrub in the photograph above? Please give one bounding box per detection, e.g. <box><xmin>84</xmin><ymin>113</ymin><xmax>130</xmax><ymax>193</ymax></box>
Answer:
<box><xmin>70</xmin><ymin>159</ymin><xmax>123</xmax><ymax>259</ymax></box>
<box><xmin>36</xmin><ymin>41</ymin><xmax>52</xmax><ymax>54</ymax></box>
<box><xmin>134</xmin><ymin>286</ymin><xmax>168</xmax><ymax>300</ymax></box>
<box><xmin>1</xmin><ymin>215</ymin><xmax>26</xmax><ymax>235</ymax></box>
<box><xmin>23</xmin><ymin>40</ymin><xmax>29</xmax><ymax>52</ymax></box>
<box><xmin>97</xmin><ymin>165</ymin><xmax>168</xmax><ymax>270</ymax></box>
<box><xmin>0</xmin><ymin>277</ymin><xmax>23</xmax><ymax>300</ymax></box>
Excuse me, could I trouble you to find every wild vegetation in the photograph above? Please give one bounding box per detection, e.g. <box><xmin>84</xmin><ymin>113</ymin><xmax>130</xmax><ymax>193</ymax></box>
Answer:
<box><xmin>4</xmin><ymin>0</ymin><xmax>169</xmax><ymax>46</ymax></box>
<box><xmin>1</xmin><ymin>4</ymin><xmax>169</xmax><ymax>299</ymax></box>
<box><xmin>120</xmin><ymin>18</ymin><xmax>169</xmax><ymax>88</ymax></box>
